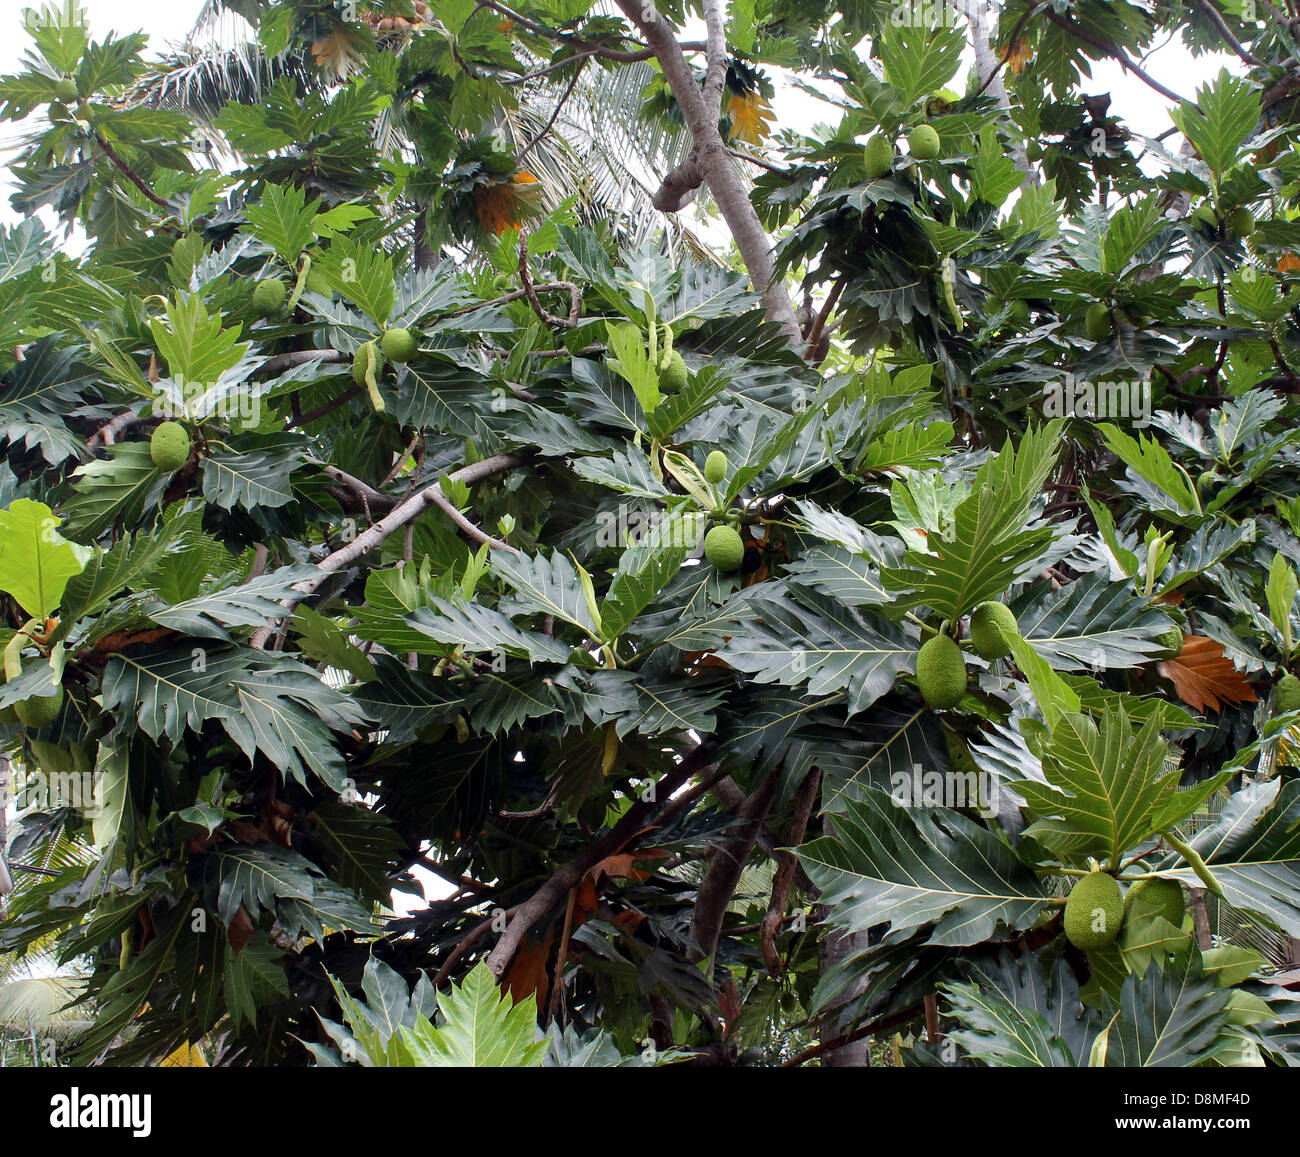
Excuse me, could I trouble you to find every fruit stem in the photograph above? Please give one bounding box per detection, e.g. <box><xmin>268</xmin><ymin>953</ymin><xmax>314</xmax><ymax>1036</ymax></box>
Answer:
<box><xmin>286</xmin><ymin>253</ymin><xmax>311</xmax><ymax>314</ymax></box>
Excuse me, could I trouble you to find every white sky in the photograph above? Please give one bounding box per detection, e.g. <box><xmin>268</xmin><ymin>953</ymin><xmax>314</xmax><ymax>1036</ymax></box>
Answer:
<box><xmin>0</xmin><ymin>2</ymin><xmax>1241</xmax><ymax>915</ymax></box>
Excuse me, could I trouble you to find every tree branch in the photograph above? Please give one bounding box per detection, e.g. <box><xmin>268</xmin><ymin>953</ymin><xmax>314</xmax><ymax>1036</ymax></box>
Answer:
<box><xmin>1043</xmin><ymin>11</ymin><xmax>1188</xmax><ymax>105</ymax></box>
<box><xmin>687</xmin><ymin>771</ymin><xmax>778</xmax><ymax>974</ymax></box>
<box><xmin>484</xmin><ymin>741</ymin><xmax>713</xmax><ymax>977</ymax></box>
<box><xmin>248</xmin><ymin>452</ymin><xmax>527</xmax><ymax>648</ymax></box>
<box><xmin>612</xmin><ymin>0</ymin><xmax>800</xmax><ymax>339</ymax></box>
<box><xmin>91</xmin><ymin>129</ymin><xmax>171</xmax><ymax>210</ymax></box>
<box><xmin>759</xmin><ymin>769</ymin><xmax>820</xmax><ymax>978</ymax></box>
<box><xmin>1192</xmin><ymin>0</ymin><xmax>1263</xmax><ymax>66</ymax></box>
<box><xmin>424</xmin><ymin>483</ymin><xmax>520</xmax><ymax>554</ymax></box>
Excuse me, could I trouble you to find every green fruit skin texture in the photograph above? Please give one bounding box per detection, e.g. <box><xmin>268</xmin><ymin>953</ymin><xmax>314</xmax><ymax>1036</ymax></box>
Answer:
<box><xmin>969</xmin><ymin>601</ymin><xmax>1018</xmax><ymax>659</ymax></box>
<box><xmin>16</xmin><ymin>685</ymin><xmax>63</xmax><ymax>729</ymax></box>
<box><xmin>704</xmin><ymin>525</ymin><xmax>744</xmax><ymax>572</ymax></box>
<box><xmin>150</xmin><ymin>421</ymin><xmax>190</xmax><ymax>471</ymax></box>
<box><xmin>659</xmin><ymin>351</ymin><xmax>688</xmax><ymax>393</ymax></box>
<box><xmin>1124</xmin><ymin>877</ymin><xmax>1184</xmax><ymax>926</ymax></box>
<box><xmin>1153</xmin><ymin>626</ymin><xmax>1183</xmax><ymax>660</ymax></box>
<box><xmin>1229</xmin><ymin>208</ymin><xmax>1256</xmax><ymax>237</ymax></box>
<box><xmin>704</xmin><ymin>450</ymin><xmax>728</xmax><ymax>484</ymax></box>
<box><xmin>54</xmin><ymin>78</ymin><xmax>78</xmax><ymax>102</ymax></box>
<box><xmin>1064</xmin><ymin>872</ymin><xmax>1125</xmax><ymax>950</ymax></box>
<box><xmin>864</xmin><ymin>134</ymin><xmax>893</xmax><ymax>178</ymax></box>
<box><xmin>1085</xmin><ymin>303</ymin><xmax>1111</xmax><ymax>341</ymax></box>
<box><xmin>908</xmin><ymin>124</ymin><xmax>941</xmax><ymax>160</ymax></box>
<box><xmin>382</xmin><ymin>327</ymin><xmax>419</xmax><ymax>363</ymax></box>
<box><xmin>916</xmin><ymin>634</ymin><xmax>966</xmax><ymax>709</ymax></box>
<box><xmin>1276</xmin><ymin>673</ymin><xmax>1300</xmax><ymax>713</ymax></box>
<box><xmin>1007</xmin><ymin>300</ymin><xmax>1030</xmax><ymax>326</ymax></box>
<box><xmin>252</xmin><ymin>278</ymin><xmax>287</xmax><ymax>317</ymax></box>
<box><xmin>352</xmin><ymin>342</ymin><xmax>377</xmax><ymax>386</ymax></box>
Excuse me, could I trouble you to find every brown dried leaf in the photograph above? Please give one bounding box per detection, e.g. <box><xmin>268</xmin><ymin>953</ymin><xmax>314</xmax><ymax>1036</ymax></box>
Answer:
<box><xmin>1159</xmin><ymin>635</ymin><xmax>1258</xmax><ymax>713</ymax></box>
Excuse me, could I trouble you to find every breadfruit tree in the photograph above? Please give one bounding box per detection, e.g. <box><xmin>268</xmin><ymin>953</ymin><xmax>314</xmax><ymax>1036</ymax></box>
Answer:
<box><xmin>3</xmin><ymin>0</ymin><xmax>1300</xmax><ymax>1069</ymax></box>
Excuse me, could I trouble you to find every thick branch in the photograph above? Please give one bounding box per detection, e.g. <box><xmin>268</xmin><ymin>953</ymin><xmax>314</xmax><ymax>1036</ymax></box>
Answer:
<box><xmin>248</xmin><ymin>453</ymin><xmax>526</xmax><ymax>648</ymax></box>
<box><xmin>687</xmin><ymin>772</ymin><xmax>778</xmax><ymax>972</ymax></box>
<box><xmin>759</xmin><ymin>769</ymin><xmax>820</xmax><ymax>978</ymax></box>
<box><xmin>612</xmin><ymin>0</ymin><xmax>800</xmax><ymax>339</ymax></box>
<box><xmin>484</xmin><ymin>741</ymin><xmax>713</xmax><ymax>976</ymax></box>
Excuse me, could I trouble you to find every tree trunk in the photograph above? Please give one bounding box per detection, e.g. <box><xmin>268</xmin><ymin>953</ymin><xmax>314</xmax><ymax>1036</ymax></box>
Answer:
<box><xmin>962</xmin><ymin>0</ymin><xmax>1036</xmax><ymax>184</ymax></box>
<box><xmin>816</xmin><ymin>813</ymin><xmax>871</xmax><ymax>1066</ymax></box>
<box><xmin>613</xmin><ymin>0</ymin><xmax>800</xmax><ymax>339</ymax></box>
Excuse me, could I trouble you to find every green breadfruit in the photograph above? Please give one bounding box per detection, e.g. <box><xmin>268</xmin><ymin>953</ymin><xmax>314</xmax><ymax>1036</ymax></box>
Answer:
<box><xmin>1006</xmin><ymin>299</ymin><xmax>1030</xmax><ymax>326</ymax></box>
<box><xmin>15</xmin><ymin>685</ymin><xmax>63</xmax><ymax>730</ymax></box>
<box><xmin>864</xmin><ymin>133</ymin><xmax>893</xmax><ymax>178</ymax></box>
<box><xmin>704</xmin><ymin>450</ymin><xmax>728</xmax><ymax>484</ymax></box>
<box><xmin>916</xmin><ymin>634</ymin><xmax>966</xmax><ymax>709</ymax></box>
<box><xmin>659</xmin><ymin>350</ymin><xmax>688</xmax><ymax>393</ymax></box>
<box><xmin>1276</xmin><ymin>672</ymin><xmax>1300</xmax><ymax>713</ymax></box>
<box><xmin>1152</xmin><ymin>625</ymin><xmax>1184</xmax><ymax>661</ymax></box>
<box><xmin>1085</xmin><ymin>303</ymin><xmax>1112</xmax><ymax>341</ymax></box>
<box><xmin>704</xmin><ymin>525</ymin><xmax>744</xmax><ymax>572</ymax></box>
<box><xmin>352</xmin><ymin>341</ymin><xmax>378</xmax><ymax>386</ymax></box>
<box><xmin>968</xmin><ymin>601</ymin><xmax>1018</xmax><ymax>659</ymax></box>
<box><xmin>252</xmin><ymin>278</ymin><xmax>287</xmax><ymax>317</ymax></box>
<box><xmin>1197</xmin><ymin>470</ymin><xmax>1217</xmax><ymax>492</ymax></box>
<box><xmin>1229</xmin><ymin>207</ymin><xmax>1256</xmax><ymax>237</ymax></box>
<box><xmin>382</xmin><ymin>327</ymin><xmax>419</xmax><ymax>363</ymax></box>
<box><xmin>1064</xmin><ymin>871</ymin><xmax>1125</xmax><ymax>950</ymax></box>
<box><xmin>54</xmin><ymin>78</ymin><xmax>78</xmax><ymax>102</ymax></box>
<box><xmin>908</xmin><ymin>124</ymin><xmax>941</xmax><ymax>160</ymax></box>
<box><xmin>1124</xmin><ymin>877</ymin><xmax>1184</xmax><ymax>926</ymax></box>
<box><xmin>150</xmin><ymin>421</ymin><xmax>190</xmax><ymax>471</ymax></box>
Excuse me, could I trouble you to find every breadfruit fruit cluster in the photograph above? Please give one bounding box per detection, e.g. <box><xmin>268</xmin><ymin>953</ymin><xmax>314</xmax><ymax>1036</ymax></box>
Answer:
<box><xmin>864</xmin><ymin>133</ymin><xmax>893</xmax><ymax>178</ymax></box>
<box><xmin>1276</xmin><ymin>672</ymin><xmax>1300</xmax><ymax>713</ymax></box>
<box><xmin>150</xmin><ymin>421</ymin><xmax>190</xmax><ymax>471</ymax></box>
<box><xmin>916</xmin><ymin>634</ymin><xmax>966</xmax><ymax>709</ymax></box>
<box><xmin>252</xmin><ymin>278</ymin><xmax>287</xmax><ymax>317</ymax></box>
<box><xmin>382</xmin><ymin>327</ymin><xmax>418</xmax><ymax>363</ymax></box>
<box><xmin>1085</xmin><ymin>303</ymin><xmax>1112</xmax><ymax>340</ymax></box>
<box><xmin>908</xmin><ymin>124</ymin><xmax>941</xmax><ymax>160</ymax></box>
<box><xmin>969</xmin><ymin>601</ymin><xmax>1017</xmax><ymax>659</ymax></box>
<box><xmin>1124</xmin><ymin>878</ymin><xmax>1184</xmax><ymax>927</ymax></box>
<box><xmin>704</xmin><ymin>525</ymin><xmax>744</xmax><ymax>572</ymax></box>
<box><xmin>54</xmin><ymin>78</ymin><xmax>78</xmax><ymax>102</ymax></box>
<box><xmin>15</xmin><ymin>684</ymin><xmax>63</xmax><ymax>729</ymax></box>
<box><xmin>1064</xmin><ymin>871</ymin><xmax>1125</xmax><ymax>949</ymax></box>
<box><xmin>659</xmin><ymin>350</ymin><xmax>688</xmax><ymax>393</ymax></box>
<box><xmin>1152</xmin><ymin>625</ymin><xmax>1184</xmax><ymax>660</ymax></box>
<box><xmin>704</xmin><ymin>450</ymin><xmax>728</xmax><ymax>484</ymax></box>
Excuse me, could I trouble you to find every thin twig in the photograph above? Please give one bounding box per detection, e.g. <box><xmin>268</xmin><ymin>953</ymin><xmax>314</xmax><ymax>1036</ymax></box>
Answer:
<box><xmin>973</xmin><ymin>1</ymin><xmax>1041</xmax><ymax>99</ymax></box>
<box><xmin>517</xmin><ymin>232</ymin><xmax>581</xmax><ymax>328</ymax></box>
<box><xmin>92</xmin><ymin>129</ymin><xmax>171</xmax><ymax>209</ymax></box>
<box><xmin>516</xmin><ymin>57</ymin><xmax>587</xmax><ymax>164</ymax></box>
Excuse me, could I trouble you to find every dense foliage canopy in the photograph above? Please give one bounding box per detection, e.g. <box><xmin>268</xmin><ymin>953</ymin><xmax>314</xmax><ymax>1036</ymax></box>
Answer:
<box><xmin>3</xmin><ymin>0</ymin><xmax>1300</xmax><ymax>1068</ymax></box>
